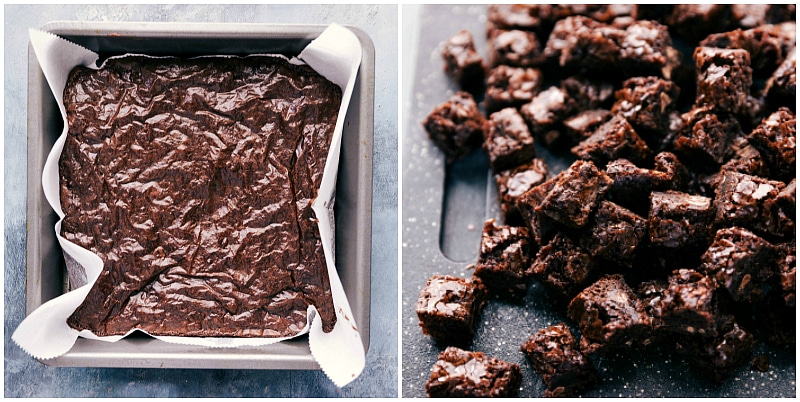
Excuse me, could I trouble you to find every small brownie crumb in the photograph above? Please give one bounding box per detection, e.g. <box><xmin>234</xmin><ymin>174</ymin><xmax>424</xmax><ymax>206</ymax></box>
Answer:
<box><xmin>495</xmin><ymin>158</ymin><xmax>548</xmax><ymax>225</ymax></box>
<box><xmin>441</xmin><ymin>30</ymin><xmax>486</xmax><ymax>94</ymax></box>
<box><xmin>416</xmin><ymin>275</ymin><xmax>488</xmax><ymax>345</ymax></box>
<box><xmin>473</xmin><ymin>219</ymin><xmax>532</xmax><ymax>298</ymax></box>
<box><xmin>531</xmin><ymin>232</ymin><xmax>598</xmax><ymax>301</ymax></box>
<box><xmin>521</xmin><ymin>323</ymin><xmax>599</xmax><ymax>397</ymax></box>
<box><xmin>485</xmin><ymin>65</ymin><xmax>543</xmax><ymax>113</ymax></box>
<box><xmin>426</xmin><ymin>346</ymin><xmax>522</xmax><ymax>397</ymax></box>
<box><xmin>423</xmin><ymin>91</ymin><xmax>487</xmax><ymax>163</ymax></box>
<box><xmin>567</xmin><ymin>274</ymin><xmax>651</xmax><ymax>355</ymax></box>
<box><xmin>483</xmin><ymin>107</ymin><xmax>537</xmax><ymax>172</ymax></box>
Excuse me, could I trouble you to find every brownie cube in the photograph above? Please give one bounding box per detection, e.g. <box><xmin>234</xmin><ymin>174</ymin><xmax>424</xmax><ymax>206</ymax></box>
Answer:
<box><xmin>416</xmin><ymin>275</ymin><xmax>488</xmax><ymax>345</ymax></box>
<box><xmin>567</xmin><ymin>274</ymin><xmax>650</xmax><ymax>355</ymax></box>
<box><xmin>571</xmin><ymin>114</ymin><xmax>653</xmax><ymax>167</ymax></box>
<box><xmin>441</xmin><ymin>30</ymin><xmax>486</xmax><ymax>94</ymax></box>
<box><xmin>580</xmin><ymin>201</ymin><xmax>648</xmax><ymax>267</ymax></box>
<box><xmin>530</xmin><ymin>233</ymin><xmax>598</xmax><ymax>301</ymax></box>
<box><xmin>757</xmin><ymin>294</ymin><xmax>797</xmax><ymax>347</ymax></box>
<box><xmin>495</xmin><ymin>158</ymin><xmax>548</xmax><ymax>224</ymax></box>
<box><xmin>423</xmin><ymin>92</ymin><xmax>486</xmax><ymax>163</ymax></box>
<box><xmin>649</xmin><ymin>190</ymin><xmax>715</xmax><ymax>250</ymax></box>
<box><xmin>589</xmin><ymin>4</ymin><xmax>635</xmax><ymax>27</ymax></box>
<box><xmin>699</xmin><ymin>24</ymin><xmax>794</xmax><ymax>76</ymax></box>
<box><xmin>519</xmin><ymin>87</ymin><xmax>570</xmax><ymax>148</ymax></box>
<box><xmin>561</xmin><ymin>76</ymin><xmax>616</xmax><ymax>111</ymax></box>
<box><xmin>694</xmin><ymin>47</ymin><xmax>752</xmax><ymax>114</ymax></box>
<box><xmin>520</xmin><ymin>323</ymin><xmax>599</xmax><ymax>397</ymax></box>
<box><xmin>666</xmin><ymin>4</ymin><xmax>733</xmax><ymax>43</ymax></box>
<box><xmin>778</xmin><ymin>241</ymin><xmax>796</xmax><ymax>307</ymax></box>
<box><xmin>535</xmin><ymin>160</ymin><xmax>613</xmax><ymax>229</ymax></box>
<box><xmin>731</xmin><ymin>4</ymin><xmax>770</xmax><ymax>28</ymax></box>
<box><xmin>486</xmin><ymin>4</ymin><xmax>550</xmax><ymax>33</ymax></box>
<box><xmin>611</xmin><ymin>76</ymin><xmax>680</xmax><ymax>146</ymax></box>
<box><xmin>654</xmin><ymin>151</ymin><xmax>692</xmax><ymax>191</ymax></box>
<box><xmin>713</xmin><ymin>171</ymin><xmax>785</xmax><ymax>231</ymax></box>
<box><xmin>673</xmin><ymin>107</ymin><xmax>742</xmax><ymax>172</ymax></box>
<box><xmin>632</xmin><ymin>5</ymin><xmax>674</xmax><ymax>24</ymax></box>
<box><xmin>426</xmin><ymin>346</ymin><xmax>522</xmax><ymax>398</ymax></box>
<box><xmin>720</xmin><ymin>139</ymin><xmax>769</xmax><ymax>178</ymax></box>
<box><xmin>485</xmin><ymin>65</ymin><xmax>543</xmax><ymax>113</ymax></box>
<box><xmin>545</xmin><ymin>17</ymin><xmax>676</xmax><ymax>78</ymax></box>
<box><xmin>473</xmin><ymin>219</ymin><xmax>532</xmax><ymax>298</ymax></box>
<box><xmin>637</xmin><ymin>280</ymin><xmax>668</xmax><ymax>347</ymax></box>
<box><xmin>747</xmin><ymin>108</ymin><xmax>796</xmax><ymax>182</ymax></box>
<box><xmin>544</xmin><ymin>16</ymin><xmax>618</xmax><ymax>72</ymax></box>
<box><xmin>563</xmin><ymin>109</ymin><xmax>612</xmax><ymax>145</ymax></box>
<box><xmin>700</xmin><ymin>227</ymin><xmax>779</xmax><ymax>303</ymax></box>
<box><xmin>761</xmin><ymin>178</ymin><xmax>796</xmax><ymax>238</ymax></box>
<box><xmin>674</xmin><ymin>322</ymin><xmax>755</xmax><ymax>384</ymax></box>
<box><xmin>731</xmin><ymin>4</ymin><xmax>796</xmax><ymax>28</ymax></box>
<box><xmin>487</xmin><ymin>29</ymin><xmax>544</xmax><ymax>68</ymax></box>
<box><xmin>765</xmin><ymin>49</ymin><xmax>796</xmax><ymax>111</ymax></box>
<box><xmin>659</xmin><ymin>269</ymin><xmax>729</xmax><ymax>337</ymax></box>
<box><xmin>605</xmin><ymin>157</ymin><xmax>680</xmax><ymax>212</ymax></box>
<box><xmin>516</xmin><ymin>178</ymin><xmax>558</xmax><ymax>247</ymax></box>
<box><xmin>484</xmin><ymin>108</ymin><xmax>537</xmax><ymax>172</ymax></box>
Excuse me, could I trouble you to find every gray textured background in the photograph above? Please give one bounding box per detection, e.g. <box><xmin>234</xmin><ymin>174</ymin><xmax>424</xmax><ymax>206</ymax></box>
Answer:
<box><xmin>4</xmin><ymin>4</ymin><xmax>398</xmax><ymax>398</ymax></box>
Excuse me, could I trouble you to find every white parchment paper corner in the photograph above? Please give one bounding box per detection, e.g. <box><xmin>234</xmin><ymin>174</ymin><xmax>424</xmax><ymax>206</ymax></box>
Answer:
<box><xmin>14</xmin><ymin>23</ymin><xmax>364</xmax><ymax>388</ymax></box>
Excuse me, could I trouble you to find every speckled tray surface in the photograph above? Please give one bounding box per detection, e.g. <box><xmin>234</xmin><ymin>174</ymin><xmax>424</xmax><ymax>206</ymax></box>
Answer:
<box><xmin>401</xmin><ymin>4</ymin><xmax>796</xmax><ymax>398</ymax></box>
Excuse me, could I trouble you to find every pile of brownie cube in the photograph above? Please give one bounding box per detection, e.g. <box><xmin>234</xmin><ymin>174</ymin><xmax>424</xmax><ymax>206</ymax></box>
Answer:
<box><xmin>416</xmin><ymin>4</ymin><xmax>795</xmax><ymax>398</ymax></box>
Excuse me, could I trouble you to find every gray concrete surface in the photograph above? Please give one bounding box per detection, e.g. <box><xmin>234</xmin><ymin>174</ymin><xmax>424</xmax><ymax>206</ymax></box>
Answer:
<box><xmin>4</xmin><ymin>4</ymin><xmax>398</xmax><ymax>397</ymax></box>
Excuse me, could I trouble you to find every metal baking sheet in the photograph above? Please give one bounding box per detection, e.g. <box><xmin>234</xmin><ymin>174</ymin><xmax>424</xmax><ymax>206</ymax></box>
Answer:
<box><xmin>401</xmin><ymin>4</ymin><xmax>795</xmax><ymax>397</ymax></box>
<box><xmin>26</xmin><ymin>21</ymin><xmax>374</xmax><ymax>370</ymax></box>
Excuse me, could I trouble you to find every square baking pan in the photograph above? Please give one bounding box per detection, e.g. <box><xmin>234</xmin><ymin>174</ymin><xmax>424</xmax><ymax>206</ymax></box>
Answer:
<box><xmin>26</xmin><ymin>21</ymin><xmax>373</xmax><ymax>370</ymax></box>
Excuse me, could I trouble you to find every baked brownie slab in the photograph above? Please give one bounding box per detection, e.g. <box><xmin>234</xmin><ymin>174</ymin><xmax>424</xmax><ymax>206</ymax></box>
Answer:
<box><xmin>61</xmin><ymin>56</ymin><xmax>342</xmax><ymax>337</ymax></box>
